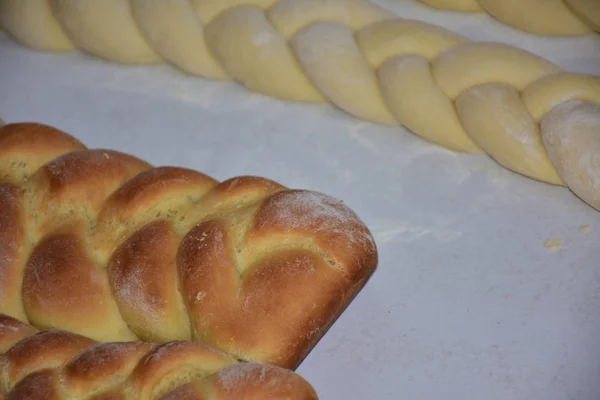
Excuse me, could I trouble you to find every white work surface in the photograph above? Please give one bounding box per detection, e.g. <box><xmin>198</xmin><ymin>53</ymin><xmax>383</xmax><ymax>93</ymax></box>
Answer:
<box><xmin>1</xmin><ymin>2</ymin><xmax>600</xmax><ymax>399</ymax></box>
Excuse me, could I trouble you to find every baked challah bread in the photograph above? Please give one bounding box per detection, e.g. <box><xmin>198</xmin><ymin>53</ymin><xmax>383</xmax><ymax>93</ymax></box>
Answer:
<box><xmin>0</xmin><ymin>313</ymin><xmax>319</xmax><ymax>399</ymax></box>
<box><xmin>1</xmin><ymin>0</ymin><xmax>599</xmax><ymax>211</ymax></box>
<box><xmin>415</xmin><ymin>0</ymin><xmax>600</xmax><ymax>36</ymax></box>
<box><xmin>0</xmin><ymin>121</ymin><xmax>378</xmax><ymax>370</ymax></box>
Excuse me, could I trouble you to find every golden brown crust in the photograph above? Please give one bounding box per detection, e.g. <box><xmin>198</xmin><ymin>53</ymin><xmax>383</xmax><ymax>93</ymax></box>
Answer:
<box><xmin>89</xmin><ymin>390</ymin><xmax>128</xmax><ymax>400</ymax></box>
<box><xmin>0</xmin><ymin>121</ymin><xmax>378</xmax><ymax>371</ymax></box>
<box><xmin>128</xmin><ymin>341</ymin><xmax>236</xmax><ymax>399</ymax></box>
<box><xmin>22</xmin><ymin>225</ymin><xmax>137</xmax><ymax>342</ymax></box>
<box><xmin>178</xmin><ymin>219</ymin><xmax>354</xmax><ymax>366</ymax></box>
<box><xmin>250</xmin><ymin>190</ymin><xmax>378</xmax><ymax>277</ymax></box>
<box><xmin>64</xmin><ymin>342</ymin><xmax>155</xmax><ymax>397</ymax></box>
<box><xmin>0</xmin><ymin>315</ymin><xmax>38</xmax><ymax>354</ymax></box>
<box><xmin>197</xmin><ymin>176</ymin><xmax>287</xmax><ymax>212</ymax></box>
<box><xmin>157</xmin><ymin>381</ymin><xmax>207</xmax><ymax>400</ymax></box>
<box><xmin>93</xmin><ymin>167</ymin><xmax>219</xmax><ymax>262</ymax></box>
<box><xmin>0</xmin><ymin>317</ymin><xmax>319</xmax><ymax>399</ymax></box>
<box><xmin>178</xmin><ymin>219</ymin><xmax>239</xmax><ymax>347</ymax></box>
<box><xmin>27</xmin><ymin>149</ymin><xmax>152</xmax><ymax>239</ymax></box>
<box><xmin>6</xmin><ymin>369</ymin><xmax>62</xmax><ymax>400</ymax></box>
<box><xmin>0</xmin><ymin>122</ymin><xmax>86</xmax><ymax>185</ymax></box>
<box><xmin>108</xmin><ymin>220</ymin><xmax>191</xmax><ymax>343</ymax></box>
<box><xmin>103</xmin><ymin>167</ymin><xmax>218</xmax><ymax>214</ymax></box>
<box><xmin>0</xmin><ymin>185</ymin><xmax>28</xmax><ymax>322</ymax></box>
<box><xmin>211</xmin><ymin>364</ymin><xmax>320</xmax><ymax>400</ymax></box>
<box><xmin>4</xmin><ymin>329</ymin><xmax>96</xmax><ymax>387</ymax></box>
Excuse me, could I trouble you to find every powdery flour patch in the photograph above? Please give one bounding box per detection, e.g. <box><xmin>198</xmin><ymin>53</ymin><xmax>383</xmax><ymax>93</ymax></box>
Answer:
<box><xmin>258</xmin><ymin>190</ymin><xmax>376</xmax><ymax>249</ymax></box>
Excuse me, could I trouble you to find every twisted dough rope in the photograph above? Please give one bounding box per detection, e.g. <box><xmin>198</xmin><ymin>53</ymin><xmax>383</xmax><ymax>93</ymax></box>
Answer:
<box><xmin>0</xmin><ymin>313</ymin><xmax>319</xmax><ymax>399</ymax></box>
<box><xmin>1</xmin><ymin>0</ymin><xmax>600</xmax><ymax>210</ymax></box>
<box><xmin>0</xmin><ymin>121</ymin><xmax>378</xmax><ymax>371</ymax></box>
<box><xmin>415</xmin><ymin>0</ymin><xmax>600</xmax><ymax>36</ymax></box>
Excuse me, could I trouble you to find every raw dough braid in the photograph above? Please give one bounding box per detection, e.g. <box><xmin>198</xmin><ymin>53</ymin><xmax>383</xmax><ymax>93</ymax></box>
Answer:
<box><xmin>415</xmin><ymin>0</ymin><xmax>600</xmax><ymax>36</ymax></box>
<box><xmin>1</xmin><ymin>0</ymin><xmax>600</xmax><ymax>210</ymax></box>
<box><xmin>0</xmin><ymin>313</ymin><xmax>319</xmax><ymax>399</ymax></box>
<box><xmin>0</xmin><ymin>121</ymin><xmax>378</xmax><ymax>371</ymax></box>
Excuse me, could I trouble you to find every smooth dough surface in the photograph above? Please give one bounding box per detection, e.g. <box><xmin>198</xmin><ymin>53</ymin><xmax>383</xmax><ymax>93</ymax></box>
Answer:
<box><xmin>541</xmin><ymin>101</ymin><xmax>600</xmax><ymax>210</ymax></box>
<box><xmin>417</xmin><ymin>0</ymin><xmax>482</xmax><ymax>12</ymax></box>
<box><xmin>416</xmin><ymin>0</ymin><xmax>598</xmax><ymax>35</ymax></box>
<box><xmin>130</xmin><ymin>0</ymin><xmax>228</xmax><ymax>79</ymax></box>
<box><xmin>523</xmin><ymin>73</ymin><xmax>600</xmax><ymax>121</ymax></box>
<box><xmin>457</xmin><ymin>83</ymin><xmax>564</xmax><ymax>185</ymax></box>
<box><xmin>268</xmin><ymin>0</ymin><xmax>393</xmax><ymax>39</ymax></box>
<box><xmin>0</xmin><ymin>0</ymin><xmax>74</xmax><ymax>50</ymax></box>
<box><xmin>204</xmin><ymin>5</ymin><xmax>325</xmax><ymax>102</ymax></box>
<box><xmin>356</xmin><ymin>19</ymin><xmax>469</xmax><ymax>68</ymax></box>
<box><xmin>292</xmin><ymin>22</ymin><xmax>396</xmax><ymax>124</ymax></box>
<box><xmin>476</xmin><ymin>0</ymin><xmax>593</xmax><ymax>36</ymax></box>
<box><xmin>564</xmin><ymin>0</ymin><xmax>600</xmax><ymax>31</ymax></box>
<box><xmin>432</xmin><ymin>42</ymin><xmax>562</xmax><ymax>100</ymax></box>
<box><xmin>50</xmin><ymin>0</ymin><xmax>162</xmax><ymax>64</ymax></box>
<box><xmin>379</xmin><ymin>55</ymin><xmax>481</xmax><ymax>152</ymax></box>
<box><xmin>191</xmin><ymin>0</ymin><xmax>277</xmax><ymax>23</ymax></box>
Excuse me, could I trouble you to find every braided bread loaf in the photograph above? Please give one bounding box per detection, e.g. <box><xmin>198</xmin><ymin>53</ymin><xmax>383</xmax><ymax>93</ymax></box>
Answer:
<box><xmin>0</xmin><ymin>313</ymin><xmax>319</xmax><ymax>399</ymax></box>
<box><xmin>415</xmin><ymin>0</ymin><xmax>600</xmax><ymax>36</ymax></box>
<box><xmin>1</xmin><ymin>0</ymin><xmax>600</xmax><ymax>211</ymax></box>
<box><xmin>0</xmin><ymin>121</ymin><xmax>378</xmax><ymax>371</ymax></box>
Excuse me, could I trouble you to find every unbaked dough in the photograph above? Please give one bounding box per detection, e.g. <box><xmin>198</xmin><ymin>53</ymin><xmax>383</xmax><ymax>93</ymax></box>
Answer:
<box><xmin>0</xmin><ymin>0</ymin><xmax>599</xmax><ymax>212</ymax></box>
<box><xmin>130</xmin><ymin>0</ymin><xmax>228</xmax><ymax>79</ymax></box>
<box><xmin>541</xmin><ymin>101</ymin><xmax>600</xmax><ymax>211</ymax></box>
<box><xmin>565</xmin><ymin>0</ymin><xmax>600</xmax><ymax>32</ymax></box>
<box><xmin>50</xmin><ymin>0</ymin><xmax>162</xmax><ymax>64</ymax></box>
<box><xmin>0</xmin><ymin>0</ymin><xmax>74</xmax><ymax>50</ymax></box>
<box><xmin>415</xmin><ymin>0</ymin><xmax>599</xmax><ymax>36</ymax></box>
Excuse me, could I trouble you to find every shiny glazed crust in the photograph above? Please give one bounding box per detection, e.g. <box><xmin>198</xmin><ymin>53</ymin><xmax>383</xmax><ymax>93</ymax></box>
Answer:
<box><xmin>0</xmin><ymin>121</ymin><xmax>378</xmax><ymax>370</ymax></box>
<box><xmin>0</xmin><ymin>313</ymin><xmax>319</xmax><ymax>399</ymax></box>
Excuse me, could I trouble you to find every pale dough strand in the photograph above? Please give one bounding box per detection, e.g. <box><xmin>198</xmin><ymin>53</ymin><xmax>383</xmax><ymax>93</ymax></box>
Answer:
<box><xmin>541</xmin><ymin>101</ymin><xmax>600</xmax><ymax>210</ymax></box>
<box><xmin>415</xmin><ymin>0</ymin><xmax>600</xmax><ymax>36</ymax></box>
<box><xmin>1</xmin><ymin>0</ymin><xmax>600</xmax><ymax>211</ymax></box>
<box><xmin>0</xmin><ymin>0</ymin><xmax>74</xmax><ymax>50</ymax></box>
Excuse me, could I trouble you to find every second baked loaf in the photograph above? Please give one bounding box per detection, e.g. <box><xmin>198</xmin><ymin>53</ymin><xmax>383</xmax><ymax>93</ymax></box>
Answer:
<box><xmin>0</xmin><ymin>313</ymin><xmax>319</xmax><ymax>399</ymax></box>
<box><xmin>0</xmin><ymin>121</ymin><xmax>379</xmax><ymax>370</ymax></box>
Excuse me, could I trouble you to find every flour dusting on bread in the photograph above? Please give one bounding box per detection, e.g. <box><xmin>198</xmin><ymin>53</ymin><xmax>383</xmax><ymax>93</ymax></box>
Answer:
<box><xmin>258</xmin><ymin>190</ymin><xmax>375</xmax><ymax>248</ymax></box>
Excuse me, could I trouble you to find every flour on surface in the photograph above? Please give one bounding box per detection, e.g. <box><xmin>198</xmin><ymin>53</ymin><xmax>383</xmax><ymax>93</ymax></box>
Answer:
<box><xmin>370</xmin><ymin>219</ymin><xmax>463</xmax><ymax>244</ymax></box>
<box><xmin>542</xmin><ymin>100</ymin><xmax>600</xmax><ymax>193</ymax></box>
<box><xmin>544</xmin><ymin>239</ymin><xmax>564</xmax><ymax>251</ymax></box>
<box><xmin>259</xmin><ymin>190</ymin><xmax>376</xmax><ymax>248</ymax></box>
<box><xmin>216</xmin><ymin>363</ymin><xmax>274</xmax><ymax>390</ymax></box>
<box><xmin>0</xmin><ymin>322</ymin><xmax>19</xmax><ymax>332</ymax></box>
